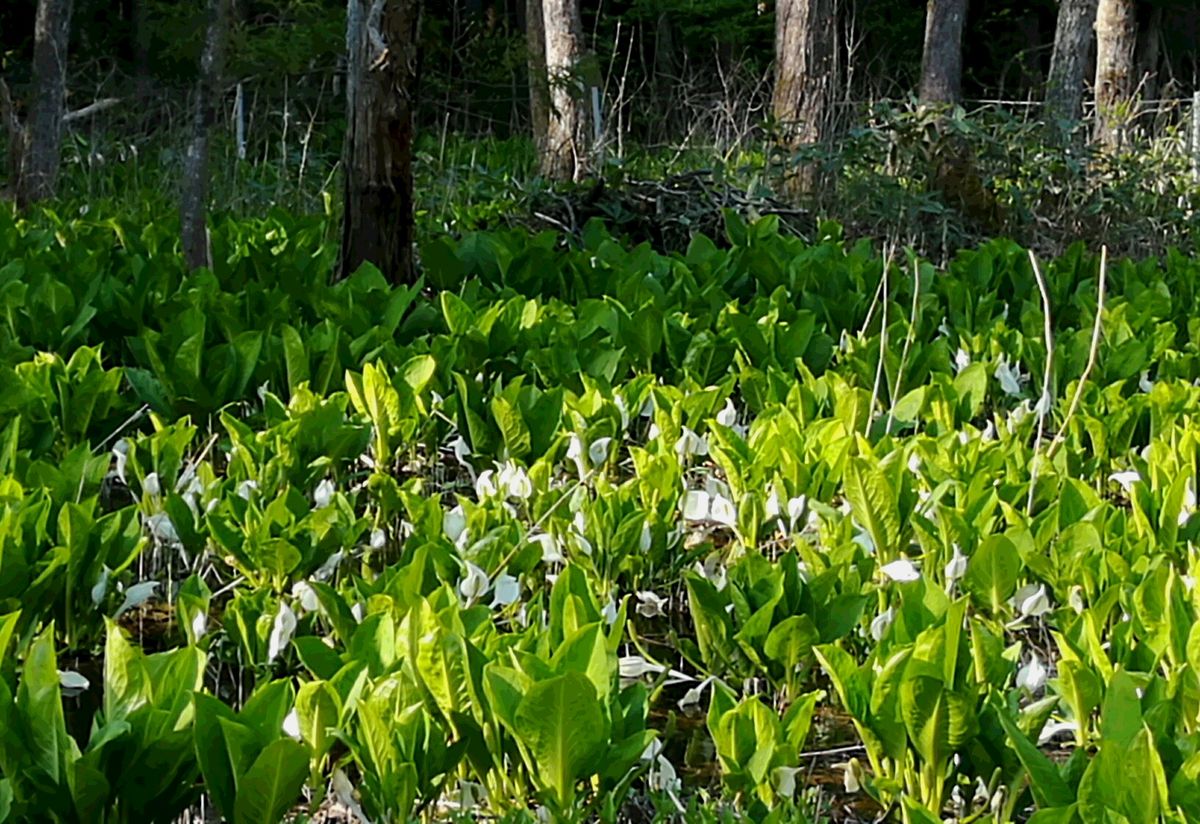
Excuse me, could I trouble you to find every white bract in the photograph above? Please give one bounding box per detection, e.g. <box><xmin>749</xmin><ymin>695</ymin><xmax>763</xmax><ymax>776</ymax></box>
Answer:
<box><xmin>532</xmin><ymin>532</ymin><xmax>563</xmax><ymax>564</ymax></box>
<box><xmin>191</xmin><ymin>610</ymin><xmax>208</xmax><ymax>641</ymax></box>
<box><xmin>682</xmin><ymin>490</ymin><xmax>710</xmax><ymax>522</ymax></box>
<box><xmin>268</xmin><ymin>602</ymin><xmax>297</xmax><ymax>662</ymax></box>
<box><xmin>112</xmin><ymin>440</ymin><xmax>130</xmax><ymax>484</ymax></box>
<box><xmin>678</xmin><ymin>676</ymin><xmax>715</xmax><ymax>710</ymax></box>
<box><xmin>994</xmin><ymin>358</ymin><xmax>1027</xmax><ymax>397</ymax></box>
<box><xmin>773</xmin><ymin>766</ymin><xmax>803</xmax><ymax>800</ymax></box>
<box><xmin>116</xmin><ymin>580</ymin><xmax>160</xmax><ymax>618</ymax></box>
<box><xmin>1140</xmin><ymin>370</ymin><xmax>1154</xmax><ymax>393</ymax></box>
<box><xmin>954</xmin><ymin>348</ymin><xmax>971</xmax><ymax>373</ymax></box>
<box><xmin>459</xmin><ymin>562</ymin><xmax>489</xmax><ymax>605</ymax></box>
<box><xmin>1180</xmin><ymin>478</ymin><xmax>1197</xmax><ymax>526</ymax></box>
<box><xmin>316</xmin><ymin>550</ymin><xmax>344</xmax><ymax>581</ymax></box>
<box><xmin>450</xmin><ymin>435</ymin><xmax>472</xmax><ymax>467</ymax></box>
<box><xmin>1016</xmin><ymin>652</ymin><xmax>1047</xmax><ymax>693</ymax></box>
<box><xmin>282</xmin><ymin>708</ymin><xmax>302</xmax><ymax>740</ymax></box>
<box><xmin>636</xmin><ymin>590</ymin><xmax>667</xmax><ymax>618</ymax></box>
<box><xmin>143</xmin><ymin>472</ymin><xmax>161</xmax><ymax>497</ymax></box>
<box><xmin>588</xmin><ymin>437</ymin><xmax>612</xmax><ymax>467</ymax></box>
<box><xmin>291</xmin><ymin>580</ymin><xmax>319</xmax><ymax>613</ymax></box>
<box><xmin>881</xmin><ymin>558</ymin><xmax>920</xmax><ymax>583</ymax></box>
<box><xmin>146</xmin><ymin>512</ymin><xmax>180</xmax><ymax>546</ymax></box>
<box><xmin>869</xmin><ymin>606</ymin><xmax>895</xmax><ymax>642</ymax></box>
<box><xmin>236</xmin><ymin>479</ymin><xmax>258</xmax><ymax>500</ymax></box>
<box><xmin>313</xmin><ymin>478</ymin><xmax>336</xmax><ymax>509</ymax></box>
<box><xmin>1015</xmin><ymin>583</ymin><xmax>1052</xmax><ymax>618</ymax></box>
<box><xmin>91</xmin><ymin>568</ymin><xmax>110</xmax><ymax>606</ymax></box>
<box><xmin>674</xmin><ymin>427</ymin><xmax>708</xmax><ymax>458</ymax></box>
<box><xmin>491</xmin><ymin>572</ymin><xmax>521</xmax><ymax>608</ymax></box>
<box><xmin>475</xmin><ymin>469</ymin><xmax>498</xmax><ymax>499</ymax></box>
<box><xmin>567</xmin><ymin>434</ymin><xmax>588</xmax><ymax>479</ymax></box>
<box><xmin>370</xmin><ymin>528</ymin><xmax>387</xmax><ymax>551</ymax></box>
<box><xmin>498</xmin><ymin>462</ymin><xmax>533</xmax><ymax>499</ymax></box>
<box><xmin>331</xmin><ymin>768</ymin><xmax>369</xmax><ymax>824</ymax></box>
<box><xmin>640</xmin><ymin>523</ymin><xmax>653</xmax><ymax>553</ymax></box>
<box><xmin>944</xmin><ymin>545</ymin><xmax>969</xmax><ymax>581</ymax></box>
<box><xmin>443</xmin><ymin>505</ymin><xmax>468</xmax><ymax>545</ymax></box>
<box><xmin>1109</xmin><ymin>470</ymin><xmax>1141</xmax><ymax>493</ymax></box>
<box><xmin>716</xmin><ymin>398</ymin><xmax>738</xmax><ymax>427</ymax></box>
<box><xmin>58</xmin><ymin>670</ymin><xmax>90</xmax><ymax>694</ymax></box>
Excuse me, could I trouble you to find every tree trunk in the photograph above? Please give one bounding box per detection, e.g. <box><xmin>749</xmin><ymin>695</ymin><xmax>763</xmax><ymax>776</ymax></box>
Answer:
<box><xmin>540</xmin><ymin>0</ymin><xmax>593</xmax><ymax>181</ymax></box>
<box><xmin>341</xmin><ymin>0</ymin><xmax>422</xmax><ymax>283</ymax></box>
<box><xmin>17</xmin><ymin>0</ymin><xmax>73</xmax><ymax>209</ymax></box>
<box><xmin>1094</xmin><ymin>0</ymin><xmax>1137</xmax><ymax>151</ymax></box>
<box><xmin>918</xmin><ymin>0</ymin><xmax>968</xmax><ymax>105</ymax></box>
<box><xmin>526</xmin><ymin>0</ymin><xmax>549</xmax><ymax>157</ymax></box>
<box><xmin>181</xmin><ymin>0</ymin><xmax>227</xmax><ymax>271</ymax></box>
<box><xmin>772</xmin><ymin>0</ymin><xmax>836</xmax><ymax>194</ymax></box>
<box><xmin>1045</xmin><ymin>0</ymin><xmax>1098</xmax><ymax>132</ymax></box>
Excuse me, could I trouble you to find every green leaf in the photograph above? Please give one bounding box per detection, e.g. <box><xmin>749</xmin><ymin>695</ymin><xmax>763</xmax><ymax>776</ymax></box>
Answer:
<box><xmin>997</xmin><ymin>705</ymin><xmax>1074</xmax><ymax>808</ymax></box>
<box><xmin>844</xmin><ymin>457</ymin><xmax>899</xmax><ymax>556</ymax></box>
<box><xmin>963</xmin><ymin>535</ymin><xmax>1021</xmax><ymax>615</ymax></box>
<box><xmin>233</xmin><ymin>738</ymin><xmax>310</xmax><ymax>824</ymax></box>
<box><xmin>18</xmin><ymin>627</ymin><xmax>72</xmax><ymax>787</ymax></box>
<box><xmin>280</xmin><ymin>324</ymin><xmax>309</xmax><ymax>396</ymax></box>
<box><xmin>513</xmin><ymin>672</ymin><xmax>606</xmax><ymax>810</ymax></box>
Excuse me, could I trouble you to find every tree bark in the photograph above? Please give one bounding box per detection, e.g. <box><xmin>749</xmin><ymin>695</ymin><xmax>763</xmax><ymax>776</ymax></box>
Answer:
<box><xmin>341</xmin><ymin>0</ymin><xmax>422</xmax><ymax>283</ymax></box>
<box><xmin>918</xmin><ymin>0</ymin><xmax>968</xmax><ymax>105</ymax></box>
<box><xmin>1094</xmin><ymin>0</ymin><xmax>1137</xmax><ymax>151</ymax></box>
<box><xmin>526</xmin><ymin>0</ymin><xmax>549</xmax><ymax>157</ymax></box>
<box><xmin>1045</xmin><ymin>0</ymin><xmax>1099</xmax><ymax>132</ymax></box>
<box><xmin>17</xmin><ymin>0</ymin><xmax>73</xmax><ymax>209</ymax></box>
<box><xmin>772</xmin><ymin>0</ymin><xmax>836</xmax><ymax>194</ymax></box>
<box><xmin>540</xmin><ymin>0</ymin><xmax>594</xmax><ymax>181</ymax></box>
<box><xmin>181</xmin><ymin>0</ymin><xmax>227</xmax><ymax>271</ymax></box>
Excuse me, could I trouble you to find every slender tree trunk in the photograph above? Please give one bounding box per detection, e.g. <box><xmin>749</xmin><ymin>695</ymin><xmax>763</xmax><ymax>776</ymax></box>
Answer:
<box><xmin>1045</xmin><ymin>0</ymin><xmax>1099</xmax><ymax>131</ymax></box>
<box><xmin>918</xmin><ymin>0</ymin><xmax>968</xmax><ymax>105</ymax></box>
<box><xmin>1094</xmin><ymin>0</ymin><xmax>1138</xmax><ymax>151</ymax></box>
<box><xmin>181</xmin><ymin>0</ymin><xmax>227</xmax><ymax>271</ymax></box>
<box><xmin>540</xmin><ymin>0</ymin><xmax>593</xmax><ymax>181</ymax></box>
<box><xmin>772</xmin><ymin>0</ymin><xmax>836</xmax><ymax>194</ymax></box>
<box><xmin>17</xmin><ymin>0</ymin><xmax>73</xmax><ymax>209</ymax></box>
<box><xmin>341</xmin><ymin>0</ymin><xmax>422</xmax><ymax>283</ymax></box>
<box><xmin>526</xmin><ymin>0</ymin><xmax>549</xmax><ymax>157</ymax></box>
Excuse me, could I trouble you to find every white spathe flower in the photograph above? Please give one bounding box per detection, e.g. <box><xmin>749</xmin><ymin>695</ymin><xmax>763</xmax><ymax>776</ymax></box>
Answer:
<box><xmin>236</xmin><ymin>479</ymin><xmax>259</xmax><ymax>500</ymax></box>
<box><xmin>695</xmin><ymin>556</ymin><xmax>728</xmax><ymax>591</ymax></box>
<box><xmin>716</xmin><ymin>399</ymin><xmax>738</xmax><ymax>427</ymax></box>
<box><xmin>475</xmin><ymin>469</ymin><xmax>498</xmax><ymax>499</ymax></box>
<box><xmin>852</xmin><ymin>525</ymin><xmax>876</xmax><ymax>554</ymax></box>
<box><xmin>945</xmin><ymin>545</ymin><xmax>969</xmax><ymax>581</ymax></box>
<box><xmin>370</xmin><ymin>528</ymin><xmax>387</xmax><ymax>551</ymax></box>
<box><xmin>498</xmin><ymin>462</ymin><xmax>533</xmax><ymax>499</ymax></box>
<box><xmin>282</xmin><ymin>708</ymin><xmax>302</xmax><ymax>740</ymax></box>
<box><xmin>1109</xmin><ymin>470</ymin><xmax>1141</xmax><ymax>493</ymax></box>
<box><xmin>1016</xmin><ymin>583</ymin><xmax>1052</xmax><ymax>617</ymax></box>
<box><xmin>58</xmin><ymin>670</ymin><xmax>90</xmax><ymax>694</ymax></box>
<box><xmin>313</xmin><ymin>478</ymin><xmax>336</xmax><ymax>509</ymax></box>
<box><xmin>995</xmin><ymin>358</ymin><xmax>1027</xmax><ymax>397</ymax></box>
<box><xmin>1016</xmin><ymin>652</ymin><xmax>1047</xmax><ymax>693</ymax></box>
<box><xmin>678</xmin><ymin>676</ymin><xmax>715</xmax><ymax>710</ymax></box>
<box><xmin>682</xmin><ymin>490</ymin><xmax>710</xmax><ymax>522</ymax></box>
<box><xmin>649</xmin><ymin>753</ymin><xmax>681</xmax><ymax>794</ymax></box>
<box><xmin>588</xmin><ymin>437</ymin><xmax>613</xmax><ymax>467</ymax></box>
<box><xmin>567</xmin><ymin>434</ymin><xmax>588</xmax><ymax>479</ymax></box>
<box><xmin>954</xmin><ymin>348</ymin><xmax>971</xmax><ymax>374</ymax></box>
<box><xmin>267</xmin><ymin>602</ymin><xmax>297</xmax><ymax>662</ymax></box>
<box><xmin>291</xmin><ymin>580</ymin><xmax>319</xmax><ymax>613</ymax></box>
<box><xmin>146</xmin><ymin>512</ymin><xmax>180</xmax><ymax>545</ymax></box>
<box><xmin>350</xmin><ymin>602</ymin><xmax>364</xmax><ymax>623</ymax></box>
<box><xmin>533</xmin><ymin>532</ymin><xmax>563</xmax><ymax>564</ymax></box>
<box><xmin>674</xmin><ymin>427</ymin><xmax>708</xmax><ymax>458</ymax></box>
<box><xmin>615</xmin><ymin>394</ymin><xmax>630</xmax><ymax>430</ymax></box>
<box><xmin>981</xmin><ymin>420</ymin><xmax>997</xmax><ymax>442</ymax></box>
<box><xmin>640</xmin><ymin>523</ymin><xmax>653</xmax><ymax>553</ymax></box>
<box><xmin>491</xmin><ymin>572</ymin><xmax>521</xmax><ymax>608</ymax></box>
<box><xmin>143</xmin><ymin>472</ymin><xmax>161</xmax><ymax>497</ymax></box>
<box><xmin>1034</xmin><ymin>389</ymin><xmax>1053</xmax><ymax>418</ymax></box>
<box><xmin>1139</xmin><ymin>370</ymin><xmax>1154</xmax><ymax>393</ymax></box>
<box><xmin>116</xmin><ymin>580</ymin><xmax>160</xmax><ymax>618</ymax></box>
<box><xmin>1007</xmin><ymin>399</ymin><xmax>1033</xmax><ymax>428</ymax></box>
<box><xmin>869</xmin><ymin>606</ymin><xmax>895</xmax><ymax>642</ymax></box>
<box><xmin>636</xmin><ymin>591</ymin><xmax>668</xmax><ymax>618</ymax></box>
<box><xmin>443</xmin><ymin>505</ymin><xmax>468</xmax><ymax>544</ymax></box>
<box><xmin>773</xmin><ymin>766</ymin><xmax>803</xmax><ymax>800</ymax></box>
<box><xmin>459</xmin><ymin>562</ymin><xmax>489</xmax><ymax>604</ymax></box>
<box><xmin>112</xmin><ymin>439</ymin><xmax>130</xmax><ymax>484</ymax></box>
<box><xmin>907</xmin><ymin>453</ymin><xmax>922</xmax><ymax>475</ymax></box>
<box><xmin>1180</xmin><ymin>478</ymin><xmax>1197</xmax><ymax>526</ymax></box>
<box><xmin>450</xmin><ymin>435</ymin><xmax>472</xmax><ymax>466</ymax></box>
<box><xmin>1038</xmin><ymin>720</ymin><xmax>1078</xmax><ymax>745</ymax></box>
<box><xmin>841</xmin><ymin>760</ymin><xmax>862</xmax><ymax>794</ymax></box>
<box><xmin>1068</xmin><ymin>585</ymin><xmax>1085</xmax><ymax>614</ymax></box>
<box><xmin>601</xmin><ymin>596</ymin><xmax>618</xmax><ymax>625</ymax></box>
<box><xmin>315</xmin><ymin>550</ymin><xmax>344</xmax><ymax>581</ymax></box>
<box><xmin>191</xmin><ymin>609</ymin><xmax>208</xmax><ymax>640</ymax></box>
<box><xmin>618</xmin><ymin>655</ymin><xmax>691</xmax><ymax>684</ymax></box>
<box><xmin>881</xmin><ymin>558</ymin><xmax>921</xmax><ymax>583</ymax></box>
<box><xmin>709</xmin><ymin>493</ymin><xmax>738</xmax><ymax>527</ymax></box>
<box><xmin>91</xmin><ymin>568</ymin><xmax>110</xmax><ymax>606</ymax></box>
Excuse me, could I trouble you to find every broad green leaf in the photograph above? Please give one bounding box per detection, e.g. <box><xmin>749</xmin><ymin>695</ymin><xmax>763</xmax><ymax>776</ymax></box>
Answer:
<box><xmin>963</xmin><ymin>535</ymin><xmax>1020</xmax><ymax>615</ymax></box>
<box><xmin>513</xmin><ymin>672</ymin><xmax>606</xmax><ymax>810</ymax></box>
<box><xmin>233</xmin><ymin>738</ymin><xmax>310</xmax><ymax>824</ymax></box>
<box><xmin>844</xmin><ymin>457</ymin><xmax>899</xmax><ymax>556</ymax></box>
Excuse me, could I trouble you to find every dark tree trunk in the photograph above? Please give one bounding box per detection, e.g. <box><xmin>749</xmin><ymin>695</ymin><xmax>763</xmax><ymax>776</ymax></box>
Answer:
<box><xmin>181</xmin><ymin>0</ymin><xmax>227</xmax><ymax>271</ymax></box>
<box><xmin>340</xmin><ymin>0</ymin><xmax>422</xmax><ymax>283</ymax></box>
<box><xmin>1045</xmin><ymin>0</ymin><xmax>1099</xmax><ymax>131</ymax></box>
<box><xmin>540</xmin><ymin>0</ymin><xmax>593</xmax><ymax>181</ymax></box>
<box><xmin>1094</xmin><ymin>0</ymin><xmax>1138</xmax><ymax>151</ymax></box>
<box><xmin>526</xmin><ymin>0</ymin><xmax>549</xmax><ymax>157</ymax></box>
<box><xmin>772</xmin><ymin>0</ymin><xmax>836</xmax><ymax>194</ymax></box>
<box><xmin>17</xmin><ymin>0</ymin><xmax>73</xmax><ymax>209</ymax></box>
<box><xmin>918</xmin><ymin>0</ymin><xmax>967</xmax><ymax>105</ymax></box>
<box><xmin>1136</xmin><ymin>3</ymin><xmax>1162</xmax><ymax>104</ymax></box>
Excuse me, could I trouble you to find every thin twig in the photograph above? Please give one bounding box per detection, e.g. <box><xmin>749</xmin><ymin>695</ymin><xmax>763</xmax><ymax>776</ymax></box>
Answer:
<box><xmin>867</xmin><ymin>244</ymin><xmax>892</xmax><ymax>434</ymax></box>
<box><xmin>885</xmin><ymin>254</ymin><xmax>922</xmax><ymax>434</ymax></box>
<box><xmin>1026</xmin><ymin>250</ymin><xmax>1054</xmax><ymax>514</ymax></box>
<box><xmin>64</xmin><ymin>97</ymin><xmax>122</xmax><ymax>123</ymax></box>
<box><xmin>1046</xmin><ymin>246</ymin><xmax>1107</xmax><ymax>460</ymax></box>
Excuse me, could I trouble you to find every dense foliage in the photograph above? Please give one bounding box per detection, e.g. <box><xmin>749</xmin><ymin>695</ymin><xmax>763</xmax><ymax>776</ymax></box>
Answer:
<box><xmin>3</xmin><ymin>200</ymin><xmax>1200</xmax><ymax>820</ymax></box>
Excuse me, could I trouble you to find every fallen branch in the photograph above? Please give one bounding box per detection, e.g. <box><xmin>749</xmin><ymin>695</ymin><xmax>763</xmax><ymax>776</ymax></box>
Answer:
<box><xmin>64</xmin><ymin>96</ymin><xmax>121</xmax><ymax>123</ymax></box>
